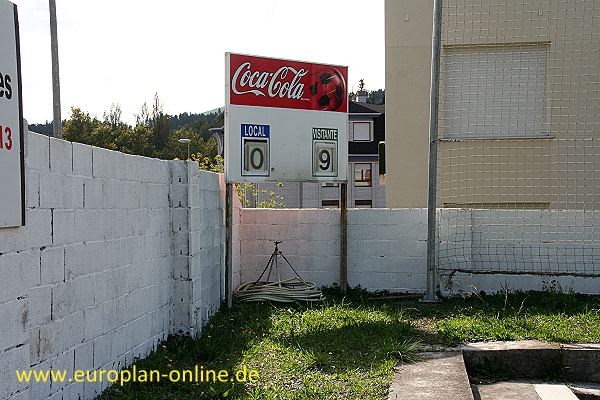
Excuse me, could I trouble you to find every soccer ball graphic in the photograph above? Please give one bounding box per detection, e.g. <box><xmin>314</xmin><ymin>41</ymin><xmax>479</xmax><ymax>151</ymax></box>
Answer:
<box><xmin>310</xmin><ymin>68</ymin><xmax>346</xmax><ymax>111</ymax></box>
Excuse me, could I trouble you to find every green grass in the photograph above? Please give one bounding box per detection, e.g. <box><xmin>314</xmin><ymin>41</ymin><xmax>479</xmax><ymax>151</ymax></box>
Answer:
<box><xmin>98</xmin><ymin>289</ymin><xmax>600</xmax><ymax>399</ymax></box>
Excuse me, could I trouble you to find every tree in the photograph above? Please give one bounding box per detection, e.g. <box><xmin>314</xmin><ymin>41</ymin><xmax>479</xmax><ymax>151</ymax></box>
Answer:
<box><xmin>60</xmin><ymin>99</ymin><xmax>221</xmax><ymax>161</ymax></box>
<box><xmin>63</xmin><ymin>107</ymin><xmax>101</xmax><ymax>145</ymax></box>
<box><xmin>149</xmin><ymin>94</ymin><xmax>171</xmax><ymax>153</ymax></box>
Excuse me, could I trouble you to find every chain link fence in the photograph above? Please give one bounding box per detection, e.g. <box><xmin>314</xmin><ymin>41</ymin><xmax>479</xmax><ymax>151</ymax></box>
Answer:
<box><xmin>434</xmin><ymin>0</ymin><xmax>600</xmax><ymax>279</ymax></box>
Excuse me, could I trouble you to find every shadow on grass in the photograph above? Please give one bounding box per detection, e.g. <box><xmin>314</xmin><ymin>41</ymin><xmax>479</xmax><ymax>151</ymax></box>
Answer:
<box><xmin>98</xmin><ymin>289</ymin><xmax>600</xmax><ymax>399</ymax></box>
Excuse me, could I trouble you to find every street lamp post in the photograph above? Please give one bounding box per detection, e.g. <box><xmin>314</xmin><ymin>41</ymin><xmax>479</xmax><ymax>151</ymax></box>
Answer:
<box><xmin>178</xmin><ymin>138</ymin><xmax>191</xmax><ymax>160</ymax></box>
<box><xmin>49</xmin><ymin>0</ymin><xmax>62</xmax><ymax>138</ymax></box>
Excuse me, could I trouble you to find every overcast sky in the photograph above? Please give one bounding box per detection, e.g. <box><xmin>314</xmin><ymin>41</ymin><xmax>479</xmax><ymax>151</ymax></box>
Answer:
<box><xmin>12</xmin><ymin>0</ymin><xmax>384</xmax><ymax>124</ymax></box>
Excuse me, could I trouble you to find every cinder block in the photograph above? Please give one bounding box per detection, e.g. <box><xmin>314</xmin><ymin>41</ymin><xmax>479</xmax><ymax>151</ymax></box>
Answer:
<box><xmin>39</xmin><ymin>171</ymin><xmax>63</xmax><ymax>208</ymax></box>
<box><xmin>74</xmin><ymin>209</ymin><xmax>106</xmax><ymax>242</ymax></box>
<box><xmin>93</xmin><ymin>333</ymin><xmax>113</xmax><ymax>369</ymax></box>
<box><xmin>0</xmin><ymin>299</ymin><xmax>28</xmax><ymax>351</ymax></box>
<box><xmin>27</xmin><ymin>132</ymin><xmax>50</xmax><ymax>171</ymax></box>
<box><xmin>74</xmin><ymin>340</ymin><xmax>94</xmax><ymax>371</ymax></box>
<box><xmin>3</xmin><ymin>345</ymin><xmax>32</xmax><ymax>397</ymax></box>
<box><xmin>28</xmin><ymin>285</ymin><xmax>52</xmax><ymax>327</ymax></box>
<box><xmin>72</xmin><ymin>142</ymin><xmax>93</xmax><ymax>176</ymax></box>
<box><xmin>52</xmin><ymin>209</ymin><xmax>75</xmax><ymax>245</ymax></box>
<box><xmin>170</xmin><ymin>183</ymin><xmax>188</xmax><ymax>208</ymax></box>
<box><xmin>145</xmin><ymin>183</ymin><xmax>169</xmax><ymax>208</ymax></box>
<box><xmin>26</xmin><ymin>170</ymin><xmax>40</xmax><ymax>208</ymax></box>
<box><xmin>111</xmin><ymin>326</ymin><xmax>127</xmax><ymax>360</ymax></box>
<box><xmin>51</xmin><ymin>348</ymin><xmax>75</xmax><ymax>391</ymax></box>
<box><xmin>0</xmin><ymin>250</ymin><xmax>40</xmax><ymax>304</ymax></box>
<box><xmin>49</xmin><ymin>136</ymin><xmax>73</xmax><ymax>174</ymax></box>
<box><xmin>84</xmin><ymin>304</ymin><xmax>105</xmax><ymax>340</ymax></box>
<box><xmin>26</xmin><ymin>208</ymin><xmax>53</xmax><ymax>248</ymax></box>
<box><xmin>102</xmin><ymin>178</ymin><xmax>126</xmax><ymax>209</ymax></box>
<box><xmin>124</xmin><ymin>154</ymin><xmax>142</xmax><ymax>182</ymax></box>
<box><xmin>170</xmin><ymin>160</ymin><xmax>188</xmax><ymax>184</ymax></box>
<box><xmin>39</xmin><ymin>173</ymin><xmax>84</xmax><ymax>209</ymax></box>
<box><xmin>92</xmin><ymin>146</ymin><xmax>125</xmax><ymax>180</ymax></box>
<box><xmin>83</xmin><ymin>177</ymin><xmax>103</xmax><ymax>209</ymax></box>
<box><xmin>84</xmin><ymin>377</ymin><xmax>102</xmax><ymax>399</ymax></box>
<box><xmin>63</xmin><ymin>381</ymin><xmax>85</xmax><ymax>400</ymax></box>
<box><xmin>41</xmin><ymin>246</ymin><xmax>65</xmax><ymax>285</ymax></box>
<box><xmin>64</xmin><ymin>241</ymin><xmax>106</xmax><ymax>280</ymax></box>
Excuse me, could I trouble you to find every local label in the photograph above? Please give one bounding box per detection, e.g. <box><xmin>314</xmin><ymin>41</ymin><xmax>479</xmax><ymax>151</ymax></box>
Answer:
<box><xmin>241</xmin><ymin>124</ymin><xmax>270</xmax><ymax>138</ymax></box>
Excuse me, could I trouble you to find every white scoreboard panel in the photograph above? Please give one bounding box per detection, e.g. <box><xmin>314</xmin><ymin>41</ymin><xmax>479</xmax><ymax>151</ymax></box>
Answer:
<box><xmin>0</xmin><ymin>0</ymin><xmax>25</xmax><ymax>228</ymax></box>
<box><xmin>225</xmin><ymin>53</ymin><xmax>348</xmax><ymax>184</ymax></box>
<box><xmin>226</xmin><ymin>105</ymin><xmax>347</xmax><ymax>183</ymax></box>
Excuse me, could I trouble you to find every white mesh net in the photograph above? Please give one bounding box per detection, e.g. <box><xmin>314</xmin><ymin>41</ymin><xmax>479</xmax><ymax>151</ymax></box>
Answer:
<box><xmin>436</xmin><ymin>0</ymin><xmax>600</xmax><ymax>278</ymax></box>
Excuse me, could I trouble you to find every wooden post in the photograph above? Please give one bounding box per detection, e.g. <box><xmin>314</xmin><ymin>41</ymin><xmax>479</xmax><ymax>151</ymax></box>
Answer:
<box><xmin>340</xmin><ymin>182</ymin><xmax>348</xmax><ymax>293</ymax></box>
<box><xmin>225</xmin><ymin>183</ymin><xmax>233</xmax><ymax>308</ymax></box>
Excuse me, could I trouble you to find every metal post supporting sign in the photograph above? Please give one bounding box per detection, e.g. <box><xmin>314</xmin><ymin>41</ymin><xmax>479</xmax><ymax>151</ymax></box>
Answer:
<box><xmin>340</xmin><ymin>183</ymin><xmax>348</xmax><ymax>293</ymax></box>
<box><xmin>225</xmin><ymin>183</ymin><xmax>233</xmax><ymax>308</ymax></box>
<box><xmin>423</xmin><ymin>0</ymin><xmax>443</xmax><ymax>303</ymax></box>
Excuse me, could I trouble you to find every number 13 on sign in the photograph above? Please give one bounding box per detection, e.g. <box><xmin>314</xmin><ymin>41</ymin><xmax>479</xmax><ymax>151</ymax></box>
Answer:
<box><xmin>0</xmin><ymin>126</ymin><xmax>13</xmax><ymax>151</ymax></box>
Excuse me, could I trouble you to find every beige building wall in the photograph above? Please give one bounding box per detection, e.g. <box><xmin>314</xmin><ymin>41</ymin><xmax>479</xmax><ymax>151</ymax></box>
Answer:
<box><xmin>385</xmin><ymin>0</ymin><xmax>434</xmax><ymax>208</ymax></box>
<box><xmin>386</xmin><ymin>0</ymin><xmax>600</xmax><ymax>209</ymax></box>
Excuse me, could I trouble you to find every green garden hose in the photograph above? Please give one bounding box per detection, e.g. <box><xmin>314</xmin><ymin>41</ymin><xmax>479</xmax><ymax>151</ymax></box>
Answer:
<box><xmin>236</xmin><ymin>278</ymin><xmax>322</xmax><ymax>303</ymax></box>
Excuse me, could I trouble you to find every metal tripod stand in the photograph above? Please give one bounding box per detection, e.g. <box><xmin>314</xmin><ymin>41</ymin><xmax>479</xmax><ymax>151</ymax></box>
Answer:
<box><xmin>253</xmin><ymin>241</ymin><xmax>306</xmax><ymax>286</ymax></box>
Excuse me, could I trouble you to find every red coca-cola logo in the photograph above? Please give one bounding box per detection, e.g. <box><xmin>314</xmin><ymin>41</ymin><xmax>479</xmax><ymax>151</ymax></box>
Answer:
<box><xmin>228</xmin><ymin>54</ymin><xmax>348</xmax><ymax>113</ymax></box>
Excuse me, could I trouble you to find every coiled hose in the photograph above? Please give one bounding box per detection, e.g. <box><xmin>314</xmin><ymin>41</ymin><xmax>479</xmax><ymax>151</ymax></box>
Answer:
<box><xmin>236</xmin><ymin>278</ymin><xmax>322</xmax><ymax>303</ymax></box>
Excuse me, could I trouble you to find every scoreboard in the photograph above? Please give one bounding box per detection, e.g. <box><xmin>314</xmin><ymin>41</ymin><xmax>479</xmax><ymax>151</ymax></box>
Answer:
<box><xmin>225</xmin><ymin>53</ymin><xmax>348</xmax><ymax>183</ymax></box>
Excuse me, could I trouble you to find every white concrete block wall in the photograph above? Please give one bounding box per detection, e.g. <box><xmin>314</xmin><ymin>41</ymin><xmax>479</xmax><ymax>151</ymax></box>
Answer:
<box><xmin>0</xmin><ymin>133</ymin><xmax>227</xmax><ymax>400</ymax></box>
<box><xmin>171</xmin><ymin>163</ymin><xmax>224</xmax><ymax>336</ymax></box>
<box><xmin>348</xmin><ymin>209</ymin><xmax>428</xmax><ymax>292</ymax></box>
<box><xmin>237</xmin><ymin>208</ymin><xmax>428</xmax><ymax>292</ymax></box>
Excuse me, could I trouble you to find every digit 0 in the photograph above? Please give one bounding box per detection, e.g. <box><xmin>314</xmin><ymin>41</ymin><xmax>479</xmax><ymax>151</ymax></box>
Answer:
<box><xmin>250</xmin><ymin>147</ymin><xmax>264</xmax><ymax>170</ymax></box>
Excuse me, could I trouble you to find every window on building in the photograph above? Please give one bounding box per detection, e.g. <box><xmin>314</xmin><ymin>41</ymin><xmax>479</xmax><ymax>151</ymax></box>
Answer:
<box><xmin>354</xmin><ymin>163</ymin><xmax>372</xmax><ymax>187</ymax></box>
<box><xmin>321</xmin><ymin>182</ymin><xmax>339</xmax><ymax>187</ymax></box>
<box><xmin>442</xmin><ymin>45</ymin><xmax>549</xmax><ymax>138</ymax></box>
<box><xmin>355</xmin><ymin>199</ymin><xmax>372</xmax><ymax>208</ymax></box>
<box><xmin>321</xmin><ymin>200</ymin><xmax>339</xmax><ymax>208</ymax></box>
<box><xmin>351</xmin><ymin>121</ymin><xmax>372</xmax><ymax>141</ymax></box>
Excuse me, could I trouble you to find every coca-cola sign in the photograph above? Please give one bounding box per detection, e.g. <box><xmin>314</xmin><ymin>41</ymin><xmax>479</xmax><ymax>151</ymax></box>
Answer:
<box><xmin>228</xmin><ymin>53</ymin><xmax>348</xmax><ymax>113</ymax></box>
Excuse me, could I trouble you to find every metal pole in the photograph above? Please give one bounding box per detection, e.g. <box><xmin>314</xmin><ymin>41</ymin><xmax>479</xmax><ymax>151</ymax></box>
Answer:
<box><xmin>340</xmin><ymin>182</ymin><xmax>348</xmax><ymax>293</ymax></box>
<box><xmin>225</xmin><ymin>183</ymin><xmax>233</xmax><ymax>308</ymax></box>
<box><xmin>187</xmin><ymin>142</ymin><xmax>190</xmax><ymax>160</ymax></box>
<box><xmin>423</xmin><ymin>0</ymin><xmax>443</xmax><ymax>303</ymax></box>
<box><xmin>49</xmin><ymin>0</ymin><xmax>62</xmax><ymax>138</ymax></box>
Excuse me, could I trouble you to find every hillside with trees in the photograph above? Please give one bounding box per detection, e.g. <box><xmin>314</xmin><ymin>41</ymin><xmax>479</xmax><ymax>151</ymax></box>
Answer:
<box><xmin>31</xmin><ymin>95</ymin><xmax>223</xmax><ymax>162</ymax></box>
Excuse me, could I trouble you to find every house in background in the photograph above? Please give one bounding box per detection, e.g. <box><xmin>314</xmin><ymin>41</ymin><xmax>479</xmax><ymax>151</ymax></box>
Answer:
<box><xmin>213</xmin><ymin>99</ymin><xmax>387</xmax><ymax>208</ymax></box>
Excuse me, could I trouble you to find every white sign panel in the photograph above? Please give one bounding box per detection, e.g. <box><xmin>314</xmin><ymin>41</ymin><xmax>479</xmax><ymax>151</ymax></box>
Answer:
<box><xmin>225</xmin><ymin>53</ymin><xmax>348</xmax><ymax>183</ymax></box>
<box><xmin>0</xmin><ymin>0</ymin><xmax>25</xmax><ymax>227</ymax></box>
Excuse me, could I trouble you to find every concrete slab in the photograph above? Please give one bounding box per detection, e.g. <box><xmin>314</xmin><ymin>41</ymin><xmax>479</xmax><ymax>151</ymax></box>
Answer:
<box><xmin>568</xmin><ymin>382</ymin><xmax>600</xmax><ymax>400</ymax></box>
<box><xmin>533</xmin><ymin>383</ymin><xmax>578</xmax><ymax>400</ymax></box>
<box><xmin>473</xmin><ymin>381</ymin><xmax>541</xmax><ymax>400</ymax></box>
<box><xmin>387</xmin><ymin>352</ymin><xmax>474</xmax><ymax>400</ymax></box>
<box><xmin>461</xmin><ymin>341</ymin><xmax>600</xmax><ymax>383</ymax></box>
